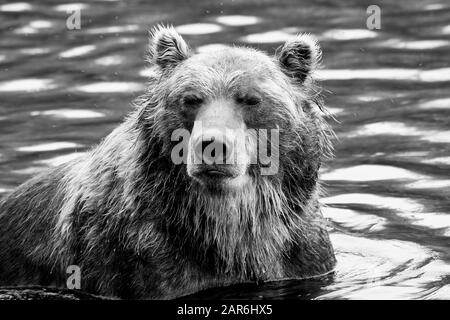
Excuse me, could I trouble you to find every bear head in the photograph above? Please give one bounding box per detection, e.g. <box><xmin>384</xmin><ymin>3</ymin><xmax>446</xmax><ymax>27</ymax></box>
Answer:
<box><xmin>141</xmin><ymin>25</ymin><xmax>332</xmax><ymax>198</ymax></box>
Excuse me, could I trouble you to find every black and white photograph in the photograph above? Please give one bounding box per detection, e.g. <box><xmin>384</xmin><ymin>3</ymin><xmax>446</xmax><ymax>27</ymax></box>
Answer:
<box><xmin>0</xmin><ymin>0</ymin><xmax>449</xmax><ymax>306</ymax></box>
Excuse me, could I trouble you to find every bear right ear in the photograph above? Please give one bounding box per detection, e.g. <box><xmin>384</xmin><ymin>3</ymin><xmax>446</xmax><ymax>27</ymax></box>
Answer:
<box><xmin>148</xmin><ymin>25</ymin><xmax>190</xmax><ymax>70</ymax></box>
<box><xmin>277</xmin><ymin>34</ymin><xmax>322</xmax><ymax>84</ymax></box>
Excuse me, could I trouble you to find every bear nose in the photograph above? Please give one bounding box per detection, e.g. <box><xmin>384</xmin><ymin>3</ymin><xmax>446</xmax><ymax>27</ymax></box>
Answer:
<box><xmin>194</xmin><ymin>136</ymin><xmax>232</xmax><ymax>165</ymax></box>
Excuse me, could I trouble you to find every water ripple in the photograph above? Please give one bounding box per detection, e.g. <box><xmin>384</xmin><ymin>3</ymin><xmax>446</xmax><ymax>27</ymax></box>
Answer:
<box><xmin>321</xmin><ymin>164</ymin><xmax>425</xmax><ymax>182</ymax></box>
<box><xmin>30</xmin><ymin>109</ymin><xmax>105</xmax><ymax>119</ymax></box>
<box><xmin>0</xmin><ymin>2</ymin><xmax>32</xmax><ymax>12</ymax></box>
<box><xmin>0</xmin><ymin>79</ymin><xmax>58</xmax><ymax>92</ymax></box>
<box><xmin>176</xmin><ymin>23</ymin><xmax>223</xmax><ymax>35</ymax></box>
<box><xmin>215</xmin><ymin>15</ymin><xmax>261</xmax><ymax>26</ymax></box>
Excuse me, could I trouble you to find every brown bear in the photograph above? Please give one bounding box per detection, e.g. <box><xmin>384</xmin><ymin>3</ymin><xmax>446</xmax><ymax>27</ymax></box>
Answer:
<box><xmin>0</xmin><ymin>25</ymin><xmax>335</xmax><ymax>299</ymax></box>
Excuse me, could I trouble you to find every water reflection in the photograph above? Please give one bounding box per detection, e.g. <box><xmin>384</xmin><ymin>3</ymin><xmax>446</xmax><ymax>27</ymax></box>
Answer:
<box><xmin>316</xmin><ymin>68</ymin><xmax>450</xmax><ymax>81</ymax></box>
<box><xmin>59</xmin><ymin>45</ymin><xmax>96</xmax><ymax>58</ymax></box>
<box><xmin>321</xmin><ymin>29</ymin><xmax>378</xmax><ymax>40</ymax></box>
<box><xmin>86</xmin><ymin>25</ymin><xmax>140</xmax><ymax>35</ymax></box>
<box><xmin>322</xmin><ymin>193</ymin><xmax>423</xmax><ymax>212</ymax></box>
<box><xmin>424</xmin><ymin>3</ymin><xmax>447</xmax><ymax>10</ymax></box>
<box><xmin>405</xmin><ymin>180</ymin><xmax>450</xmax><ymax>189</ymax></box>
<box><xmin>16</xmin><ymin>142</ymin><xmax>83</xmax><ymax>153</ymax></box>
<box><xmin>20</xmin><ymin>47</ymin><xmax>52</xmax><ymax>55</ymax></box>
<box><xmin>54</xmin><ymin>3</ymin><xmax>88</xmax><ymax>12</ymax></box>
<box><xmin>423</xmin><ymin>157</ymin><xmax>450</xmax><ymax>165</ymax></box>
<box><xmin>376</xmin><ymin>39</ymin><xmax>450</xmax><ymax>50</ymax></box>
<box><xmin>94</xmin><ymin>55</ymin><xmax>125</xmax><ymax>66</ymax></box>
<box><xmin>15</xmin><ymin>20</ymin><xmax>55</xmax><ymax>34</ymax></box>
<box><xmin>0</xmin><ymin>3</ymin><xmax>32</xmax><ymax>12</ymax></box>
<box><xmin>320</xmin><ymin>233</ymin><xmax>440</xmax><ymax>300</ymax></box>
<box><xmin>175</xmin><ymin>23</ymin><xmax>223</xmax><ymax>35</ymax></box>
<box><xmin>74</xmin><ymin>82</ymin><xmax>145</xmax><ymax>93</ymax></box>
<box><xmin>321</xmin><ymin>164</ymin><xmax>425</xmax><ymax>181</ymax></box>
<box><xmin>30</xmin><ymin>109</ymin><xmax>105</xmax><ymax>119</ymax></box>
<box><xmin>348</xmin><ymin>121</ymin><xmax>450</xmax><ymax>144</ymax></box>
<box><xmin>420</xmin><ymin>98</ymin><xmax>450</xmax><ymax>109</ymax></box>
<box><xmin>322</xmin><ymin>207</ymin><xmax>387</xmax><ymax>232</ymax></box>
<box><xmin>215</xmin><ymin>15</ymin><xmax>260</xmax><ymax>26</ymax></box>
<box><xmin>348</xmin><ymin>122</ymin><xmax>419</xmax><ymax>137</ymax></box>
<box><xmin>397</xmin><ymin>211</ymin><xmax>450</xmax><ymax>236</ymax></box>
<box><xmin>0</xmin><ymin>79</ymin><xmax>58</xmax><ymax>92</ymax></box>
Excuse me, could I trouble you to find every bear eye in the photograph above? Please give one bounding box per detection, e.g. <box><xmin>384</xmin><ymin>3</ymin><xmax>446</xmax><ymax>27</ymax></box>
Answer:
<box><xmin>182</xmin><ymin>94</ymin><xmax>203</xmax><ymax>107</ymax></box>
<box><xmin>236</xmin><ymin>95</ymin><xmax>261</xmax><ymax>106</ymax></box>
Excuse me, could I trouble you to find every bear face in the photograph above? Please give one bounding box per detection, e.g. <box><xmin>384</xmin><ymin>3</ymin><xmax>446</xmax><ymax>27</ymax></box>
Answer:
<box><xmin>143</xmin><ymin>25</ymin><xmax>331</xmax><ymax>196</ymax></box>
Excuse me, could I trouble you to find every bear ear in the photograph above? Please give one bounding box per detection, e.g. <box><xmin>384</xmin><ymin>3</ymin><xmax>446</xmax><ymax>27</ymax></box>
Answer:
<box><xmin>277</xmin><ymin>34</ymin><xmax>322</xmax><ymax>84</ymax></box>
<box><xmin>148</xmin><ymin>25</ymin><xmax>190</xmax><ymax>70</ymax></box>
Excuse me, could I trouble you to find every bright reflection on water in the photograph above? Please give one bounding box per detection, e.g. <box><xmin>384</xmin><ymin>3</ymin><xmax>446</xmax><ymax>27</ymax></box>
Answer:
<box><xmin>14</xmin><ymin>20</ymin><xmax>55</xmax><ymax>34</ymax></box>
<box><xmin>30</xmin><ymin>109</ymin><xmax>105</xmax><ymax>119</ymax></box>
<box><xmin>215</xmin><ymin>15</ymin><xmax>260</xmax><ymax>26</ymax></box>
<box><xmin>425</xmin><ymin>3</ymin><xmax>447</xmax><ymax>11</ymax></box>
<box><xmin>321</xmin><ymin>234</ymin><xmax>449</xmax><ymax>299</ymax></box>
<box><xmin>0</xmin><ymin>79</ymin><xmax>58</xmax><ymax>92</ymax></box>
<box><xmin>322</xmin><ymin>207</ymin><xmax>387</xmax><ymax>232</ymax></box>
<box><xmin>376</xmin><ymin>39</ymin><xmax>450</xmax><ymax>50</ymax></box>
<box><xmin>16</xmin><ymin>142</ymin><xmax>83</xmax><ymax>153</ymax></box>
<box><xmin>0</xmin><ymin>0</ymin><xmax>449</xmax><ymax>300</ymax></box>
<box><xmin>0</xmin><ymin>3</ymin><xmax>32</xmax><ymax>12</ymax></box>
<box><xmin>316</xmin><ymin>68</ymin><xmax>450</xmax><ymax>81</ymax></box>
<box><xmin>74</xmin><ymin>82</ymin><xmax>145</xmax><ymax>93</ymax></box>
<box><xmin>175</xmin><ymin>23</ymin><xmax>223</xmax><ymax>35</ymax></box>
<box><xmin>20</xmin><ymin>47</ymin><xmax>52</xmax><ymax>55</ymax></box>
<box><xmin>86</xmin><ymin>25</ymin><xmax>140</xmax><ymax>35</ymax></box>
<box><xmin>321</xmin><ymin>29</ymin><xmax>378</xmax><ymax>40</ymax></box>
<box><xmin>423</xmin><ymin>157</ymin><xmax>450</xmax><ymax>165</ymax></box>
<box><xmin>420</xmin><ymin>98</ymin><xmax>450</xmax><ymax>109</ymax></box>
<box><xmin>59</xmin><ymin>45</ymin><xmax>96</xmax><ymax>58</ymax></box>
<box><xmin>348</xmin><ymin>121</ymin><xmax>450</xmax><ymax>144</ymax></box>
<box><xmin>322</xmin><ymin>193</ymin><xmax>424</xmax><ymax>212</ymax></box>
<box><xmin>95</xmin><ymin>55</ymin><xmax>125</xmax><ymax>66</ymax></box>
<box><xmin>54</xmin><ymin>3</ymin><xmax>89</xmax><ymax>12</ymax></box>
<box><xmin>321</xmin><ymin>164</ymin><xmax>425</xmax><ymax>181</ymax></box>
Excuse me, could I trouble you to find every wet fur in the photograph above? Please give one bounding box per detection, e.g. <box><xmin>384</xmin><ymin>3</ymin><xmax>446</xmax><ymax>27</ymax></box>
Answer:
<box><xmin>0</xmin><ymin>29</ymin><xmax>335</xmax><ymax>299</ymax></box>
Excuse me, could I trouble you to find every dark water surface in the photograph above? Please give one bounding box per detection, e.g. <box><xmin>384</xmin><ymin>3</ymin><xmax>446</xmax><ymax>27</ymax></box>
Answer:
<box><xmin>1</xmin><ymin>0</ymin><xmax>449</xmax><ymax>299</ymax></box>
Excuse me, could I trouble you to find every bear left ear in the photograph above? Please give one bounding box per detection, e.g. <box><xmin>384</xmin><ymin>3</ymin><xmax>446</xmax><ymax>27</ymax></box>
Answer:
<box><xmin>148</xmin><ymin>25</ymin><xmax>190</xmax><ymax>70</ymax></box>
<box><xmin>277</xmin><ymin>34</ymin><xmax>322</xmax><ymax>84</ymax></box>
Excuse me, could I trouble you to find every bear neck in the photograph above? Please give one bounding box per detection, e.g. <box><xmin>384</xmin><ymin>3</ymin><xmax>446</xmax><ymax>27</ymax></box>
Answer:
<box><xmin>134</xmin><ymin>147</ymin><xmax>308</xmax><ymax>279</ymax></box>
<box><xmin>159</xmin><ymin>169</ymin><xmax>299</xmax><ymax>279</ymax></box>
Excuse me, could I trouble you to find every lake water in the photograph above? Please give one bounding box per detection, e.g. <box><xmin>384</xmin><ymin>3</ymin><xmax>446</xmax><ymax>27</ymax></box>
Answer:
<box><xmin>0</xmin><ymin>0</ymin><xmax>449</xmax><ymax>299</ymax></box>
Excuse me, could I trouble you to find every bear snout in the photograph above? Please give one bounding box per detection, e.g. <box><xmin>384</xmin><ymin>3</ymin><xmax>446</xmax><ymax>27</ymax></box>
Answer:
<box><xmin>186</xmin><ymin>125</ymin><xmax>251</xmax><ymax>190</ymax></box>
<box><xmin>193</xmin><ymin>130</ymin><xmax>236</xmax><ymax>164</ymax></box>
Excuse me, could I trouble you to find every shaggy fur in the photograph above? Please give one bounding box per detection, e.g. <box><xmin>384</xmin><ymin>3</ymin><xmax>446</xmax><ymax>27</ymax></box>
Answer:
<box><xmin>0</xmin><ymin>26</ymin><xmax>335</xmax><ymax>299</ymax></box>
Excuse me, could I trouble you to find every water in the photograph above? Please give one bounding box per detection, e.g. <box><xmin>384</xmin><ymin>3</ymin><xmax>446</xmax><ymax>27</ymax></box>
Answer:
<box><xmin>0</xmin><ymin>0</ymin><xmax>449</xmax><ymax>299</ymax></box>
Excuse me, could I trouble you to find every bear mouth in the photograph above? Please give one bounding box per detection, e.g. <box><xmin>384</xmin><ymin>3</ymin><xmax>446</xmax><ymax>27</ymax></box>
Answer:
<box><xmin>195</xmin><ymin>166</ymin><xmax>237</xmax><ymax>180</ymax></box>
<box><xmin>203</xmin><ymin>169</ymin><xmax>229</xmax><ymax>177</ymax></box>
<box><xmin>189</xmin><ymin>163</ymin><xmax>245</xmax><ymax>185</ymax></box>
